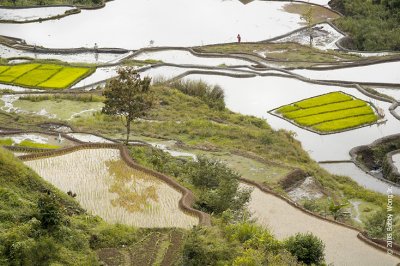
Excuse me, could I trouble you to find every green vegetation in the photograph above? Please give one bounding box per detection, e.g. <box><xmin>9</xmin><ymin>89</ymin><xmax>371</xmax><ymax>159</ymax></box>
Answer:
<box><xmin>0</xmin><ymin>63</ymin><xmax>94</xmax><ymax>90</ymax></box>
<box><xmin>276</xmin><ymin>92</ymin><xmax>378</xmax><ymax>133</ymax></box>
<box><xmin>285</xmin><ymin>233</ymin><xmax>325</xmax><ymax>265</ymax></box>
<box><xmin>1</xmin><ymin>0</ymin><xmax>103</xmax><ymax>7</ymax></box>
<box><xmin>13</xmin><ymin>97</ymin><xmax>103</xmax><ymax>121</ymax></box>
<box><xmin>333</xmin><ymin>0</ymin><xmax>400</xmax><ymax>51</ymax></box>
<box><xmin>197</xmin><ymin>42</ymin><xmax>361</xmax><ymax>64</ymax></box>
<box><xmin>183</xmin><ymin>221</ymin><xmax>305</xmax><ymax>266</ymax></box>
<box><xmin>19</xmin><ymin>94</ymin><xmax>104</xmax><ymax>103</ymax></box>
<box><xmin>102</xmin><ymin>67</ymin><xmax>153</xmax><ymax>144</ymax></box>
<box><xmin>0</xmin><ymin>138</ymin><xmax>60</xmax><ymax>149</ymax></box>
<box><xmin>129</xmin><ymin>146</ymin><xmax>251</xmax><ymax>215</ymax></box>
<box><xmin>170</xmin><ymin>79</ymin><xmax>225</xmax><ymax>110</ymax></box>
<box><xmin>18</xmin><ymin>140</ymin><xmax>60</xmax><ymax>149</ymax></box>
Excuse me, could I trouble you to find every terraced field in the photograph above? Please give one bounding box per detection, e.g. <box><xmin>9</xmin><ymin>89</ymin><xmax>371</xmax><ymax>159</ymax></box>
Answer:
<box><xmin>275</xmin><ymin>92</ymin><xmax>378</xmax><ymax>133</ymax></box>
<box><xmin>243</xmin><ymin>183</ymin><xmax>400</xmax><ymax>266</ymax></box>
<box><xmin>24</xmin><ymin>148</ymin><xmax>198</xmax><ymax>228</ymax></box>
<box><xmin>0</xmin><ymin>63</ymin><xmax>94</xmax><ymax>89</ymax></box>
<box><xmin>97</xmin><ymin>230</ymin><xmax>185</xmax><ymax>266</ymax></box>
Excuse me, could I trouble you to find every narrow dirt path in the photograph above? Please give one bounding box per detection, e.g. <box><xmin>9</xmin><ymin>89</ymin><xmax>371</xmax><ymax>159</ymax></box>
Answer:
<box><xmin>242</xmin><ymin>183</ymin><xmax>400</xmax><ymax>266</ymax></box>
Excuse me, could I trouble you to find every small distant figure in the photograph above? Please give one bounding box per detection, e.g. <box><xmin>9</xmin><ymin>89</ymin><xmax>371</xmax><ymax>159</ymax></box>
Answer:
<box><xmin>94</xmin><ymin>43</ymin><xmax>98</xmax><ymax>52</ymax></box>
<box><xmin>237</xmin><ymin>34</ymin><xmax>241</xmax><ymax>43</ymax></box>
<box><xmin>149</xmin><ymin>40</ymin><xmax>154</xmax><ymax>47</ymax></box>
<box><xmin>57</xmin><ymin>133</ymin><xmax>62</xmax><ymax>144</ymax></box>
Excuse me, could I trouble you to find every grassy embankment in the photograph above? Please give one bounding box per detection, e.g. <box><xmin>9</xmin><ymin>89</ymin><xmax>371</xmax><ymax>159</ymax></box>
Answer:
<box><xmin>196</xmin><ymin>42</ymin><xmax>362</xmax><ymax>66</ymax></box>
<box><xmin>275</xmin><ymin>92</ymin><xmax>378</xmax><ymax>133</ymax></box>
<box><xmin>0</xmin><ymin>63</ymin><xmax>94</xmax><ymax>90</ymax></box>
<box><xmin>1</xmin><ymin>80</ymin><xmax>398</xmax><ymax>228</ymax></box>
<box><xmin>0</xmin><ymin>135</ymin><xmax>307</xmax><ymax>266</ymax></box>
<box><xmin>0</xmin><ymin>0</ymin><xmax>103</xmax><ymax>7</ymax></box>
<box><xmin>32</xmin><ymin>82</ymin><xmax>396</xmax><ymax>225</ymax></box>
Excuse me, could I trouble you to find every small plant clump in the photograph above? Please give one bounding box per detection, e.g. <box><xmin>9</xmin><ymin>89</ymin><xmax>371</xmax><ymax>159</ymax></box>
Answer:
<box><xmin>275</xmin><ymin>92</ymin><xmax>378</xmax><ymax>133</ymax></box>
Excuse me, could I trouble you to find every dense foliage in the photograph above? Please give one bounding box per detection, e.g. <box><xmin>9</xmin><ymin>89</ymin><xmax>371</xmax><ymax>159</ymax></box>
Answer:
<box><xmin>334</xmin><ymin>0</ymin><xmax>400</xmax><ymax>50</ymax></box>
<box><xmin>285</xmin><ymin>233</ymin><xmax>325</xmax><ymax>265</ymax></box>
<box><xmin>130</xmin><ymin>146</ymin><xmax>251</xmax><ymax>215</ymax></box>
<box><xmin>170</xmin><ymin>80</ymin><xmax>225</xmax><ymax>111</ymax></box>
<box><xmin>183</xmin><ymin>221</ymin><xmax>308</xmax><ymax>266</ymax></box>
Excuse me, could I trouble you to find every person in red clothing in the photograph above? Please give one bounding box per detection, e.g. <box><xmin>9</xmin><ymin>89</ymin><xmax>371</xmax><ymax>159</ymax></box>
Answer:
<box><xmin>237</xmin><ymin>34</ymin><xmax>241</xmax><ymax>43</ymax></box>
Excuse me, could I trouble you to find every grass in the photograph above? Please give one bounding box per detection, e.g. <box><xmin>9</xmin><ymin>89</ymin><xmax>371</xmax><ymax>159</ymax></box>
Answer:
<box><xmin>292</xmin><ymin>92</ymin><xmax>353</xmax><ymax>109</ymax></box>
<box><xmin>2</xmin><ymin>83</ymin><xmax>399</xmax><ymax>233</ymax></box>
<box><xmin>312</xmin><ymin>114</ymin><xmax>378</xmax><ymax>132</ymax></box>
<box><xmin>276</xmin><ymin>92</ymin><xmax>378</xmax><ymax>133</ymax></box>
<box><xmin>0</xmin><ymin>64</ymin><xmax>40</xmax><ymax>82</ymax></box>
<box><xmin>38</xmin><ymin>67</ymin><xmax>92</xmax><ymax>89</ymax></box>
<box><xmin>196</xmin><ymin>42</ymin><xmax>361</xmax><ymax>64</ymax></box>
<box><xmin>0</xmin><ymin>63</ymin><xmax>94</xmax><ymax>90</ymax></box>
<box><xmin>282</xmin><ymin>100</ymin><xmax>367</xmax><ymax>119</ymax></box>
<box><xmin>18</xmin><ymin>140</ymin><xmax>60</xmax><ymax>149</ymax></box>
<box><xmin>13</xmin><ymin>98</ymin><xmax>103</xmax><ymax>120</ymax></box>
<box><xmin>295</xmin><ymin>106</ymin><xmax>375</xmax><ymax>127</ymax></box>
<box><xmin>0</xmin><ymin>137</ymin><xmax>60</xmax><ymax>149</ymax></box>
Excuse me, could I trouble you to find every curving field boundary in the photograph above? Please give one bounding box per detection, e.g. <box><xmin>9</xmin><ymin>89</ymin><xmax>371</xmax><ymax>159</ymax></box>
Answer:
<box><xmin>349</xmin><ymin>133</ymin><xmax>400</xmax><ymax>187</ymax></box>
<box><xmin>17</xmin><ymin>142</ymin><xmax>211</xmax><ymax>226</ymax></box>
<box><xmin>239</xmin><ymin>176</ymin><xmax>400</xmax><ymax>258</ymax></box>
<box><xmin>0</xmin><ymin>0</ymin><xmax>114</xmax><ymax>24</ymax></box>
<box><xmin>267</xmin><ymin>91</ymin><xmax>381</xmax><ymax>135</ymax></box>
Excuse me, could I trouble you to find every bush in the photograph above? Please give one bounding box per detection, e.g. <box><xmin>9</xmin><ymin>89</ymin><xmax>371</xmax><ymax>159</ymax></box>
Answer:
<box><xmin>285</xmin><ymin>232</ymin><xmax>325</xmax><ymax>265</ymax></box>
<box><xmin>183</xmin><ymin>226</ymin><xmax>235</xmax><ymax>266</ymax></box>
<box><xmin>170</xmin><ymin>80</ymin><xmax>225</xmax><ymax>110</ymax></box>
<box><xmin>37</xmin><ymin>193</ymin><xmax>63</xmax><ymax>230</ymax></box>
<box><xmin>188</xmin><ymin>157</ymin><xmax>252</xmax><ymax>215</ymax></box>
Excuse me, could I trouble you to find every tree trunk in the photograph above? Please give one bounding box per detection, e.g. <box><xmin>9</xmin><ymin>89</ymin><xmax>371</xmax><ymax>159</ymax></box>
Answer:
<box><xmin>125</xmin><ymin>118</ymin><xmax>131</xmax><ymax>145</ymax></box>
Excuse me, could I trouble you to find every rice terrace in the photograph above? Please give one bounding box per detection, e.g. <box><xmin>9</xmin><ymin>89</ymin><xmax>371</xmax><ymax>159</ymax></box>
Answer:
<box><xmin>0</xmin><ymin>63</ymin><xmax>93</xmax><ymax>89</ymax></box>
<box><xmin>0</xmin><ymin>0</ymin><xmax>400</xmax><ymax>265</ymax></box>
<box><xmin>273</xmin><ymin>91</ymin><xmax>380</xmax><ymax>134</ymax></box>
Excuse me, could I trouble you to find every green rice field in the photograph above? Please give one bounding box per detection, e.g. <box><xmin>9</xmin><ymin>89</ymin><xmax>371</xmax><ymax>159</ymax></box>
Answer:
<box><xmin>275</xmin><ymin>92</ymin><xmax>378</xmax><ymax>133</ymax></box>
<box><xmin>0</xmin><ymin>63</ymin><xmax>94</xmax><ymax>89</ymax></box>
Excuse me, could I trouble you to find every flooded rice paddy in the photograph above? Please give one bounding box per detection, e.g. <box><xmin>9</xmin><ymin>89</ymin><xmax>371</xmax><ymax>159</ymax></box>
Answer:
<box><xmin>293</xmin><ymin>61</ymin><xmax>400</xmax><ymax>84</ymax></box>
<box><xmin>25</xmin><ymin>148</ymin><xmax>198</xmax><ymax>228</ymax></box>
<box><xmin>133</xmin><ymin>50</ymin><xmax>254</xmax><ymax>66</ymax></box>
<box><xmin>0</xmin><ymin>0</ymin><xmax>307</xmax><ymax>49</ymax></box>
<box><xmin>0</xmin><ymin>6</ymin><xmax>74</xmax><ymax>22</ymax></box>
<box><xmin>0</xmin><ymin>44</ymin><xmax>129</xmax><ymax>64</ymax></box>
<box><xmin>182</xmin><ymin>74</ymin><xmax>399</xmax><ymax>161</ymax></box>
<box><xmin>242</xmin><ymin>182</ymin><xmax>400</xmax><ymax>266</ymax></box>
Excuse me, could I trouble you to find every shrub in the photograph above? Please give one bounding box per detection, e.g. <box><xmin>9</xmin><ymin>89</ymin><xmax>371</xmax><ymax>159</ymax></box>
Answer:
<box><xmin>284</xmin><ymin>232</ymin><xmax>325</xmax><ymax>265</ymax></box>
<box><xmin>37</xmin><ymin>193</ymin><xmax>63</xmax><ymax>230</ymax></box>
<box><xmin>170</xmin><ymin>80</ymin><xmax>225</xmax><ymax>110</ymax></box>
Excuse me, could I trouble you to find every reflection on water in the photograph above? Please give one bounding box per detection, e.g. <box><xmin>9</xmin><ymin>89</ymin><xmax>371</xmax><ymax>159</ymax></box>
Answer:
<box><xmin>0</xmin><ymin>0</ymin><xmax>304</xmax><ymax>49</ymax></box>
<box><xmin>182</xmin><ymin>74</ymin><xmax>399</xmax><ymax>162</ymax></box>
<box><xmin>293</xmin><ymin>61</ymin><xmax>400</xmax><ymax>84</ymax></box>
<box><xmin>0</xmin><ymin>6</ymin><xmax>73</xmax><ymax>22</ymax></box>
<box><xmin>133</xmin><ymin>50</ymin><xmax>253</xmax><ymax>66</ymax></box>
<box><xmin>320</xmin><ymin>162</ymin><xmax>400</xmax><ymax>195</ymax></box>
<box><xmin>0</xmin><ymin>44</ymin><xmax>128</xmax><ymax>64</ymax></box>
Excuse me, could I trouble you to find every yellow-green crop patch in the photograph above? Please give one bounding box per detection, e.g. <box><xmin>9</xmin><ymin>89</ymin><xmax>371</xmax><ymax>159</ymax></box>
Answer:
<box><xmin>274</xmin><ymin>92</ymin><xmax>379</xmax><ymax>134</ymax></box>
<box><xmin>38</xmin><ymin>67</ymin><xmax>91</xmax><ymax>89</ymax></box>
<box><xmin>0</xmin><ymin>63</ymin><xmax>94</xmax><ymax>89</ymax></box>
